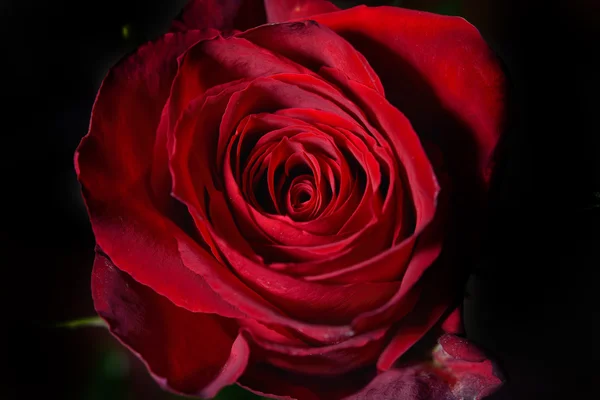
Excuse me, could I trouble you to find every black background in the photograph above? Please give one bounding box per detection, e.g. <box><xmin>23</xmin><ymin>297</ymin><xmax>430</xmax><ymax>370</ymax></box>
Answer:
<box><xmin>2</xmin><ymin>0</ymin><xmax>599</xmax><ymax>399</ymax></box>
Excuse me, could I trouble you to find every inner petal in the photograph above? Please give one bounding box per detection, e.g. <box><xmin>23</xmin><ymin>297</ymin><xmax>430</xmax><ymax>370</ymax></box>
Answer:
<box><xmin>286</xmin><ymin>176</ymin><xmax>317</xmax><ymax>221</ymax></box>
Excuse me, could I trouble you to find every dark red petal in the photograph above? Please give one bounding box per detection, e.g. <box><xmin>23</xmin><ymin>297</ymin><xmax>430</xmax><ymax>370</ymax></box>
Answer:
<box><xmin>76</xmin><ymin>30</ymin><xmax>211</xmax><ymax>205</ymax></box>
<box><xmin>176</xmin><ymin>237</ymin><xmax>361</xmax><ymax>344</ymax></box>
<box><xmin>346</xmin><ymin>335</ymin><xmax>503</xmax><ymax>400</ymax></box>
<box><xmin>166</xmin><ymin>35</ymin><xmax>315</xmax><ymax>143</ymax></box>
<box><xmin>188</xmin><ymin>227</ymin><xmax>400</xmax><ymax>327</ymax></box>
<box><xmin>75</xmin><ymin>30</ymin><xmax>242</xmax><ymax>318</ymax></box>
<box><xmin>264</xmin><ymin>0</ymin><xmax>339</xmax><ymax>23</ymax></box>
<box><xmin>375</xmin><ymin>226</ymin><xmax>449</xmax><ymax>368</ymax></box>
<box><xmin>151</xmin><ymin>31</ymin><xmax>220</xmax><ymax>211</ymax></box>
<box><xmin>272</xmin><ymin>76</ymin><xmax>440</xmax><ymax>284</ymax></box>
<box><xmin>244</xmin><ymin>328</ymin><xmax>387</xmax><ymax>376</ymax></box>
<box><xmin>171</xmin><ymin>35</ymin><xmax>312</xmax><ymax>104</ymax></box>
<box><xmin>377</xmin><ymin>298</ymin><xmax>450</xmax><ymax>372</ymax></box>
<box><xmin>92</xmin><ymin>253</ymin><xmax>249</xmax><ymax>398</ymax></box>
<box><xmin>240</xmin><ymin>20</ymin><xmax>384</xmax><ymax>94</ymax></box>
<box><xmin>343</xmin><ymin>367</ymin><xmax>451</xmax><ymax>400</ymax></box>
<box><xmin>313</xmin><ymin>6</ymin><xmax>506</xmax><ymax>185</ymax></box>
<box><xmin>79</xmin><ymin>31</ymin><xmax>356</xmax><ymax>341</ymax></box>
<box><xmin>170</xmin><ymin>0</ymin><xmax>266</xmax><ymax>32</ymax></box>
<box><xmin>239</xmin><ymin>363</ymin><xmax>376</xmax><ymax>400</ymax></box>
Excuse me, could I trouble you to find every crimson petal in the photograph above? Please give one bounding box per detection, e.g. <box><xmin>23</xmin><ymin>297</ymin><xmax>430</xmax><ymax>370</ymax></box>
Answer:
<box><xmin>75</xmin><ymin>30</ymin><xmax>243</xmax><ymax>318</ymax></box>
<box><xmin>241</xmin><ymin>20</ymin><xmax>384</xmax><ymax>94</ymax></box>
<box><xmin>92</xmin><ymin>253</ymin><xmax>250</xmax><ymax>398</ymax></box>
<box><xmin>345</xmin><ymin>334</ymin><xmax>503</xmax><ymax>400</ymax></box>
<box><xmin>312</xmin><ymin>6</ymin><xmax>506</xmax><ymax>186</ymax></box>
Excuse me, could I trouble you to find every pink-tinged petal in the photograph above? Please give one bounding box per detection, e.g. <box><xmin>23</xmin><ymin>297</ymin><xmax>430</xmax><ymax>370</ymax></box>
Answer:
<box><xmin>240</xmin><ymin>20</ymin><xmax>384</xmax><ymax>94</ymax></box>
<box><xmin>312</xmin><ymin>6</ymin><xmax>506</xmax><ymax>185</ymax></box>
<box><xmin>343</xmin><ymin>367</ymin><xmax>451</xmax><ymax>400</ymax></box>
<box><xmin>437</xmin><ymin>335</ymin><xmax>485</xmax><ymax>363</ymax></box>
<box><xmin>171</xmin><ymin>0</ymin><xmax>266</xmax><ymax>32</ymax></box>
<box><xmin>92</xmin><ymin>253</ymin><xmax>250</xmax><ymax>398</ymax></box>
<box><xmin>346</xmin><ymin>335</ymin><xmax>502</xmax><ymax>400</ymax></box>
<box><xmin>432</xmin><ymin>334</ymin><xmax>503</xmax><ymax>398</ymax></box>
<box><xmin>264</xmin><ymin>0</ymin><xmax>339</xmax><ymax>23</ymax></box>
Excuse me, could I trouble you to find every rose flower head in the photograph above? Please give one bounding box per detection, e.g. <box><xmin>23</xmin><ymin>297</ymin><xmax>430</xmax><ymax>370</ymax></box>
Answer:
<box><xmin>75</xmin><ymin>1</ymin><xmax>506</xmax><ymax>399</ymax></box>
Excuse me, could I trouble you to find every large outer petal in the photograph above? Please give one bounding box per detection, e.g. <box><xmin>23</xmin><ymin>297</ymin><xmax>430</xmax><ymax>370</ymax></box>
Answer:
<box><xmin>312</xmin><ymin>6</ymin><xmax>506</xmax><ymax>186</ymax></box>
<box><xmin>75</xmin><ymin>30</ymin><xmax>247</xmax><ymax>318</ymax></box>
<box><xmin>92</xmin><ymin>253</ymin><xmax>250</xmax><ymax>398</ymax></box>
<box><xmin>75</xmin><ymin>30</ymin><xmax>211</xmax><ymax>201</ymax></box>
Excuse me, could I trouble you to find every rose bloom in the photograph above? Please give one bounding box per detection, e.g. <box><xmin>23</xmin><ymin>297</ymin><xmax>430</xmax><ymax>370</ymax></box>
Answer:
<box><xmin>75</xmin><ymin>0</ymin><xmax>506</xmax><ymax>399</ymax></box>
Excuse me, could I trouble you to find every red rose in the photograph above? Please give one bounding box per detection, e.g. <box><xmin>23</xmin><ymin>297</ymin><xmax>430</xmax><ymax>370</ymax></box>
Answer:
<box><xmin>75</xmin><ymin>1</ymin><xmax>506</xmax><ymax>399</ymax></box>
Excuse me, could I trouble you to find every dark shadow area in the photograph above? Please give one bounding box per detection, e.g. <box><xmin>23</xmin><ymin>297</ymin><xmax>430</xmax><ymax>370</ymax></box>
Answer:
<box><xmin>2</xmin><ymin>0</ymin><xmax>598</xmax><ymax>399</ymax></box>
<box><xmin>463</xmin><ymin>1</ymin><xmax>600</xmax><ymax>398</ymax></box>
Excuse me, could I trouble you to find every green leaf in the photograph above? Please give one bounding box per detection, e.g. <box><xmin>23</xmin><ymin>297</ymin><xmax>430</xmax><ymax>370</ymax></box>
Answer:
<box><xmin>55</xmin><ymin>316</ymin><xmax>107</xmax><ymax>329</ymax></box>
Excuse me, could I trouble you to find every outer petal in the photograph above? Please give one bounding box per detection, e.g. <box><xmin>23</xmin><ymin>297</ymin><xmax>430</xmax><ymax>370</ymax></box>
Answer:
<box><xmin>344</xmin><ymin>334</ymin><xmax>503</xmax><ymax>400</ymax></box>
<box><xmin>75</xmin><ymin>30</ymin><xmax>211</xmax><ymax>201</ymax></box>
<box><xmin>171</xmin><ymin>0</ymin><xmax>267</xmax><ymax>32</ymax></box>
<box><xmin>75</xmin><ymin>30</ymin><xmax>244</xmax><ymax>318</ymax></box>
<box><xmin>312</xmin><ymin>6</ymin><xmax>506</xmax><ymax>185</ymax></box>
<box><xmin>240</xmin><ymin>20</ymin><xmax>384</xmax><ymax>94</ymax></box>
<box><xmin>243</xmin><ymin>327</ymin><xmax>388</xmax><ymax>376</ymax></box>
<box><xmin>92</xmin><ymin>252</ymin><xmax>250</xmax><ymax>398</ymax></box>
<box><xmin>239</xmin><ymin>363</ymin><xmax>376</xmax><ymax>400</ymax></box>
<box><xmin>264</xmin><ymin>0</ymin><xmax>339</xmax><ymax>23</ymax></box>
